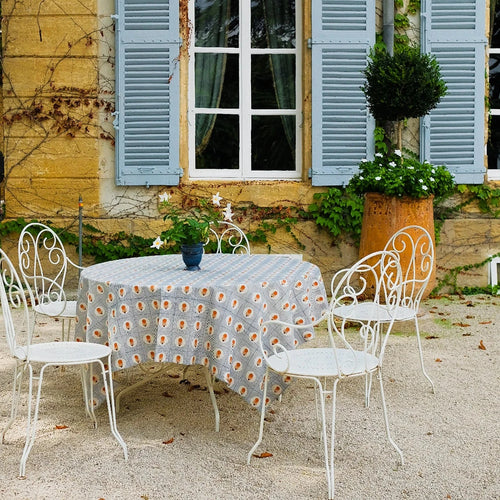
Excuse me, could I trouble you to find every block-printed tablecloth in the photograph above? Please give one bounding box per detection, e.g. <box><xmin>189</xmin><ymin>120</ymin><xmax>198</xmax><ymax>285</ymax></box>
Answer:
<box><xmin>75</xmin><ymin>254</ymin><xmax>328</xmax><ymax>409</ymax></box>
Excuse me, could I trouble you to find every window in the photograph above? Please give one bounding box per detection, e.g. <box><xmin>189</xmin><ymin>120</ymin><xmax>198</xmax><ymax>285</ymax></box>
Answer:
<box><xmin>188</xmin><ymin>0</ymin><xmax>302</xmax><ymax>180</ymax></box>
<box><xmin>489</xmin><ymin>2</ymin><xmax>500</xmax><ymax>179</ymax></box>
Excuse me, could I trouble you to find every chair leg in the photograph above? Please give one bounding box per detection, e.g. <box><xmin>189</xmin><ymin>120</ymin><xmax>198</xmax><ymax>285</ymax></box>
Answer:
<box><xmin>320</xmin><ymin>377</ymin><xmax>338</xmax><ymax>500</ymax></box>
<box><xmin>2</xmin><ymin>364</ymin><xmax>24</xmax><ymax>444</ymax></box>
<box><xmin>61</xmin><ymin>318</ymin><xmax>73</xmax><ymax>343</ymax></box>
<box><xmin>414</xmin><ymin>317</ymin><xmax>435</xmax><ymax>393</ymax></box>
<box><xmin>365</xmin><ymin>373</ymin><xmax>373</xmax><ymax>408</ymax></box>
<box><xmin>81</xmin><ymin>364</ymin><xmax>98</xmax><ymax>427</ymax></box>
<box><xmin>313</xmin><ymin>379</ymin><xmax>322</xmax><ymax>441</ymax></box>
<box><xmin>98</xmin><ymin>357</ymin><xmax>128</xmax><ymax>460</ymax></box>
<box><xmin>377</xmin><ymin>368</ymin><xmax>404</xmax><ymax>466</ymax></box>
<box><xmin>247</xmin><ymin>369</ymin><xmax>270</xmax><ymax>464</ymax></box>
<box><xmin>203</xmin><ymin>367</ymin><xmax>220</xmax><ymax>432</ymax></box>
<box><xmin>19</xmin><ymin>364</ymin><xmax>46</xmax><ymax>478</ymax></box>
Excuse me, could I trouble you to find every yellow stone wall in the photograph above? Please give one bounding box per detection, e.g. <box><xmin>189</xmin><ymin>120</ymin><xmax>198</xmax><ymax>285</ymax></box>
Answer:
<box><xmin>0</xmin><ymin>0</ymin><xmax>498</xmax><ymax>292</ymax></box>
<box><xmin>2</xmin><ymin>0</ymin><xmax>102</xmax><ymax>218</ymax></box>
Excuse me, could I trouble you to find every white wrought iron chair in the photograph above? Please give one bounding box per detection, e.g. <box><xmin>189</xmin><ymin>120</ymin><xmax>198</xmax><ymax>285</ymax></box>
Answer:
<box><xmin>247</xmin><ymin>250</ymin><xmax>404</xmax><ymax>500</ymax></box>
<box><xmin>17</xmin><ymin>222</ymin><xmax>83</xmax><ymax>342</ymax></box>
<box><xmin>115</xmin><ymin>221</ymin><xmax>250</xmax><ymax>421</ymax></box>
<box><xmin>333</xmin><ymin>225</ymin><xmax>435</xmax><ymax>394</ymax></box>
<box><xmin>0</xmin><ymin>249</ymin><xmax>127</xmax><ymax>477</ymax></box>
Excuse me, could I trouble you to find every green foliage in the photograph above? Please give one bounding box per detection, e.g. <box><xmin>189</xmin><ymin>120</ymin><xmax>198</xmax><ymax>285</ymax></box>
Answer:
<box><xmin>394</xmin><ymin>13</ymin><xmax>410</xmax><ymax>30</ymax></box>
<box><xmin>373</xmin><ymin>126</ymin><xmax>388</xmax><ymax>154</ymax></box>
<box><xmin>156</xmin><ymin>196</ymin><xmax>224</xmax><ymax>248</ymax></box>
<box><xmin>457</xmin><ymin>184</ymin><xmax>500</xmax><ymax>216</ymax></box>
<box><xmin>161</xmin><ymin>206</ymin><xmax>214</xmax><ymax>246</ymax></box>
<box><xmin>460</xmin><ymin>285</ymin><xmax>500</xmax><ymax>296</ymax></box>
<box><xmin>362</xmin><ymin>45</ymin><xmax>448</xmax><ymax>123</ymax></box>
<box><xmin>348</xmin><ymin>150</ymin><xmax>455</xmax><ymax>199</ymax></box>
<box><xmin>307</xmin><ymin>188</ymin><xmax>364</xmax><ymax>241</ymax></box>
<box><xmin>431</xmin><ymin>252</ymin><xmax>500</xmax><ymax>296</ymax></box>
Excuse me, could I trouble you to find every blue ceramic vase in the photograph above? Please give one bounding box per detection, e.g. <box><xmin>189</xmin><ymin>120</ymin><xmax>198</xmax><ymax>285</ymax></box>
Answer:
<box><xmin>181</xmin><ymin>242</ymin><xmax>203</xmax><ymax>271</ymax></box>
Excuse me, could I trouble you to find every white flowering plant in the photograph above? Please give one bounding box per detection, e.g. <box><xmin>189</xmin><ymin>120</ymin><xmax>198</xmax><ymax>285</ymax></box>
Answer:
<box><xmin>151</xmin><ymin>192</ymin><xmax>235</xmax><ymax>249</ymax></box>
<box><xmin>348</xmin><ymin>150</ymin><xmax>455</xmax><ymax>200</ymax></box>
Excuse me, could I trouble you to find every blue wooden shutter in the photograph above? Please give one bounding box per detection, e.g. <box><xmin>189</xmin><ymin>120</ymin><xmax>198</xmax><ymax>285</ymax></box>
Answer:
<box><xmin>420</xmin><ymin>0</ymin><xmax>486</xmax><ymax>184</ymax></box>
<box><xmin>114</xmin><ymin>0</ymin><xmax>181</xmax><ymax>186</ymax></box>
<box><xmin>310</xmin><ymin>0</ymin><xmax>375</xmax><ymax>186</ymax></box>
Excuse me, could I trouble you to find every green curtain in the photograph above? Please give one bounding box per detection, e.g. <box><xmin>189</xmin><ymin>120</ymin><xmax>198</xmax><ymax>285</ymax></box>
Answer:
<box><xmin>263</xmin><ymin>0</ymin><xmax>296</xmax><ymax>157</ymax></box>
<box><xmin>195</xmin><ymin>1</ymin><xmax>231</xmax><ymax>155</ymax></box>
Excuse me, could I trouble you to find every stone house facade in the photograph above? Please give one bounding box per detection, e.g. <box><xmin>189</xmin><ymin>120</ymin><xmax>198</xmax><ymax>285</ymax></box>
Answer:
<box><xmin>0</xmin><ymin>0</ymin><xmax>495</xmax><ymax>290</ymax></box>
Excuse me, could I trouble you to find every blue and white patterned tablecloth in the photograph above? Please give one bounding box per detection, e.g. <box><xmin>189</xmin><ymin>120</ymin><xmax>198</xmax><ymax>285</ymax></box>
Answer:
<box><xmin>75</xmin><ymin>254</ymin><xmax>328</xmax><ymax>409</ymax></box>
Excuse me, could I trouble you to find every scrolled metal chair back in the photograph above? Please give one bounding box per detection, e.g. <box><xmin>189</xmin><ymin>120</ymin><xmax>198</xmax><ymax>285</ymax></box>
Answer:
<box><xmin>208</xmin><ymin>221</ymin><xmax>251</xmax><ymax>254</ymax></box>
<box><xmin>328</xmin><ymin>250</ymin><xmax>403</xmax><ymax>375</ymax></box>
<box><xmin>17</xmin><ymin>223</ymin><xmax>70</xmax><ymax>311</ymax></box>
<box><xmin>0</xmin><ymin>248</ymin><xmax>32</xmax><ymax>357</ymax></box>
<box><xmin>384</xmin><ymin>225</ymin><xmax>434</xmax><ymax>311</ymax></box>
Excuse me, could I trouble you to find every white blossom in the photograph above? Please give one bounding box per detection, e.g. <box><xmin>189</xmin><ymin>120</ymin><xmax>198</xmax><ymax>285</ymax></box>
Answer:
<box><xmin>150</xmin><ymin>236</ymin><xmax>164</xmax><ymax>249</ymax></box>
<box><xmin>422</xmin><ymin>185</ymin><xmax>428</xmax><ymax>191</ymax></box>
<box><xmin>360</xmin><ymin>158</ymin><xmax>368</xmax><ymax>163</ymax></box>
<box><xmin>222</xmin><ymin>203</ymin><xmax>234</xmax><ymax>221</ymax></box>
<box><xmin>159</xmin><ymin>192</ymin><xmax>170</xmax><ymax>203</ymax></box>
<box><xmin>394</xmin><ymin>149</ymin><xmax>402</xmax><ymax>157</ymax></box>
<box><xmin>430</xmin><ymin>177</ymin><xmax>435</xmax><ymax>182</ymax></box>
<box><xmin>375</xmin><ymin>153</ymin><xmax>383</xmax><ymax>158</ymax></box>
<box><xmin>375</xmin><ymin>176</ymin><xmax>382</xmax><ymax>181</ymax></box>
<box><xmin>389</xmin><ymin>161</ymin><xmax>396</xmax><ymax>167</ymax></box>
<box><xmin>212</xmin><ymin>192</ymin><xmax>223</xmax><ymax>206</ymax></box>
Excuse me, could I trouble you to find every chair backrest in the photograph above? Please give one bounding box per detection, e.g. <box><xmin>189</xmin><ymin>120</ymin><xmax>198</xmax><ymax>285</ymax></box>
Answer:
<box><xmin>328</xmin><ymin>250</ymin><xmax>403</xmax><ymax>373</ymax></box>
<box><xmin>208</xmin><ymin>221</ymin><xmax>251</xmax><ymax>254</ymax></box>
<box><xmin>383</xmin><ymin>225</ymin><xmax>434</xmax><ymax>311</ymax></box>
<box><xmin>0</xmin><ymin>248</ymin><xmax>32</xmax><ymax>357</ymax></box>
<box><xmin>259</xmin><ymin>250</ymin><xmax>402</xmax><ymax>377</ymax></box>
<box><xmin>17</xmin><ymin>222</ymin><xmax>79</xmax><ymax>313</ymax></box>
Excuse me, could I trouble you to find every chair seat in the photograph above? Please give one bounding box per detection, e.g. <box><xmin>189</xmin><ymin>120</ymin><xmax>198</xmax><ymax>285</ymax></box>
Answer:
<box><xmin>14</xmin><ymin>341</ymin><xmax>111</xmax><ymax>364</ymax></box>
<box><xmin>334</xmin><ymin>302</ymin><xmax>415</xmax><ymax>323</ymax></box>
<box><xmin>34</xmin><ymin>300</ymin><xmax>77</xmax><ymax>318</ymax></box>
<box><xmin>267</xmin><ymin>347</ymin><xmax>379</xmax><ymax>377</ymax></box>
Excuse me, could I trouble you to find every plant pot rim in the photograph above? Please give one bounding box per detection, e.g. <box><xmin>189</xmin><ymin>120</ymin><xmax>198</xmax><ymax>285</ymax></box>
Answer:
<box><xmin>363</xmin><ymin>192</ymin><xmax>435</xmax><ymax>201</ymax></box>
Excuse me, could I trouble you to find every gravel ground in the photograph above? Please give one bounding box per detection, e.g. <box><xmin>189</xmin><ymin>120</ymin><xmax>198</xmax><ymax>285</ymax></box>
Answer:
<box><xmin>0</xmin><ymin>294</ymin><xmax>498</xmax><ymax>500</ymax></box>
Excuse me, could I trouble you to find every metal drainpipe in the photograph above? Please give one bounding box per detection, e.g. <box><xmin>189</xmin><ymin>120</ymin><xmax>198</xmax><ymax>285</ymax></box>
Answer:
<box><xmin>383</xmin><ymin>0</ymin><xmax>394</xmax><ymax>55</ymax></box>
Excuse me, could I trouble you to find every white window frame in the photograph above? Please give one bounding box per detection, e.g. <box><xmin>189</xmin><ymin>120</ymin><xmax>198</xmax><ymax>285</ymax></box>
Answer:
<box><xmin>188</xmin><ymin>0</ymin><xmax>302</xmax><ymax>180</ymax></box>
<box><xmin>488</xmin><ymin>47</ymin><xmax>500</xmax><ymax>180</ymax></box>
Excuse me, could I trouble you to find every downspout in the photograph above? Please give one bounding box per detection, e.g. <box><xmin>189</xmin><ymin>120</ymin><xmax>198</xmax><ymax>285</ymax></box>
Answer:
<box><xmin>383</xmin><ymin>0</ymin><xmax>394</xmax><ymax>55</ymax></box>
<box><xmin>382</xmin><ymin>0</ymin><xmax>395</xmax><ymax>149</ymax></box>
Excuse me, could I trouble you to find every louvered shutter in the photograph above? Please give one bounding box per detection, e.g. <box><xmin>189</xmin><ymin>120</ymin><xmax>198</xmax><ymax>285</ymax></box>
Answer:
<box><xmin>114</xmin><ymin>0</ymin><xmax>181</xmax><ymax>186</ymax></box>
<box><xmin>310</xmin><ymin>0</ymin><xmax>375</xmax><ymax>186</ymax></box>
<box><xmin>420</xmin><ymin>0</ymin><xmax>486</xmax><ymax>184</ymax></box>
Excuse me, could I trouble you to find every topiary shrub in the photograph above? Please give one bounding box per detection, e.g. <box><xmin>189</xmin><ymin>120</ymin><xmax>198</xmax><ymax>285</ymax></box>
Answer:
<box><xmin>362</xmin><ymin>45</ymin><xmax>447</xmax><ymax>149</ymax></box>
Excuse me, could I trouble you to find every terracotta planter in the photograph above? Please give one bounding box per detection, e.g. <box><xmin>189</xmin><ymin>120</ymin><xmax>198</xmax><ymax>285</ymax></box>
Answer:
<box><xmin>358</xmin><ymin>193</ymin><xmax>436</xmax><ymax>298</ymax></box>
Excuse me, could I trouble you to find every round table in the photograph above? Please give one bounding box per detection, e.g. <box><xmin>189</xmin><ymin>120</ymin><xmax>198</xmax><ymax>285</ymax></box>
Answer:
<box><xmin>75</xmin><ymin>254</ymin><xmax>328</xmax><ymax>409</ymax></box>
